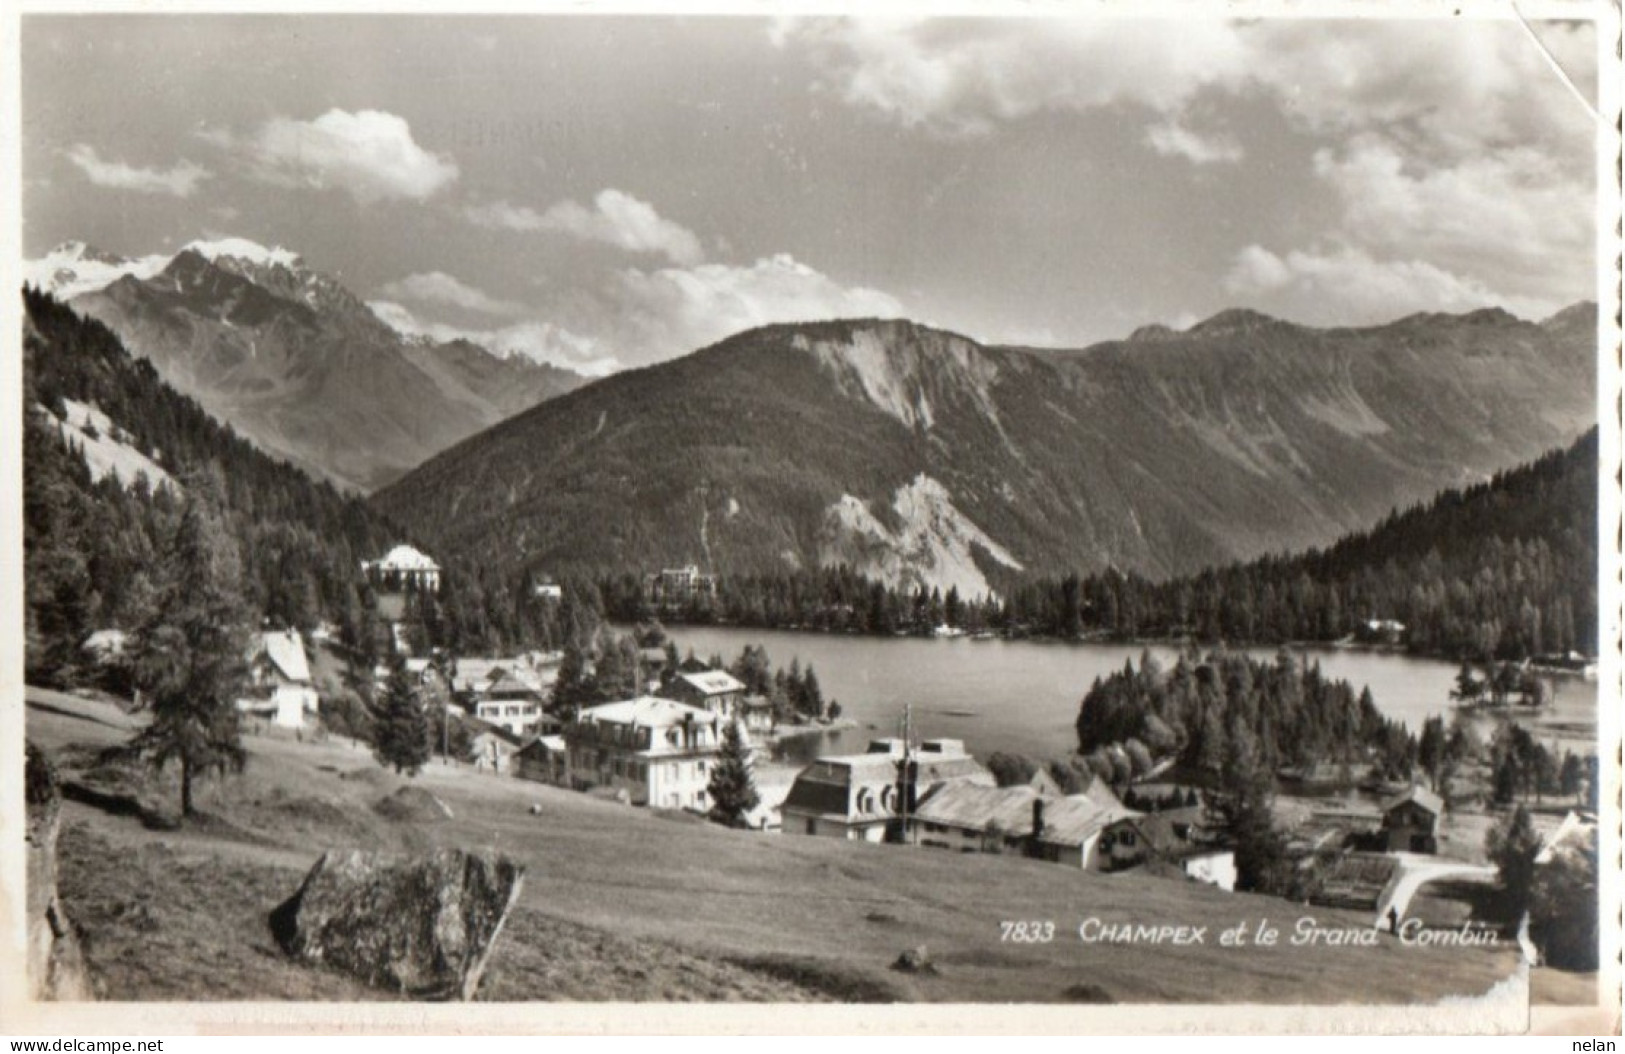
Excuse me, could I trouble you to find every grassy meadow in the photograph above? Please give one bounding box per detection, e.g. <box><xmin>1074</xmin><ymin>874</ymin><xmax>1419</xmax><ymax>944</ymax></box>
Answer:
<box><xmin>28</xmin><ymin>687</ymin><xmax>1528</xmax><ymax>1005</ymax></box>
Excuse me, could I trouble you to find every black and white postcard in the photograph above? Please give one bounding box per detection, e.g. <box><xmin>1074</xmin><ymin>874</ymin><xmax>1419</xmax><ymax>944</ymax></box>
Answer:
<box><xmin>2</xmin><ymin>0</ymin><xmax>1619</xmax><ymax>1036</ymax></box>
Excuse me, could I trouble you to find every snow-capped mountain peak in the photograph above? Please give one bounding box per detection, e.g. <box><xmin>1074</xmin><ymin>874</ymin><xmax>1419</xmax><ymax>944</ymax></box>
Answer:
<box><xmin>25</xmin><ymin>241</ymin><xmax>170</xmax><ymax>301</ymax></box>
<box><xmin>181</xmin><ymin>237</ymin><xmax>304</xmax><ymax>271</ymax></box>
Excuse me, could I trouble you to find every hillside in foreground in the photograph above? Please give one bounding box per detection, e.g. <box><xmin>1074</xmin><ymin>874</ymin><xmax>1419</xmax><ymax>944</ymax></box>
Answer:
<box><xmin>28</xmin><ymin>689</ymin><xmax>1523</xmax><ymax>1005</ymax></box>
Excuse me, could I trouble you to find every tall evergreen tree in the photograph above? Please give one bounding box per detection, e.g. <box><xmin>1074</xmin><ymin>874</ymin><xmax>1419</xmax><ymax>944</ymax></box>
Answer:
<box><xmin>372</xmin><ymin>658</ymin><xmax>432</xmax><ymax>776</ymax></box>
<box><xmin>549</xmin><ymin>640</ymin><xmax>592</xmax><ymax>717</ymax></box>
<box><xmin>1486</xmin><ymin>805</ymin><xmax>1542</xmax><ymax>924</ymax></box>
<box><xmin>127</xmin><ymin>473</ymin><xmax>253</xmax><ymax>819</ymax></box>
<box><xmin>707</xmin><ymin>721</ymin><xmax>761</xmax><ymax>828</ymax></box>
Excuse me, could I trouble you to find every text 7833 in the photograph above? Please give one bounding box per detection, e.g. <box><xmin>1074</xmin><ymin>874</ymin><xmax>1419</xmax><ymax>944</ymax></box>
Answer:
<box><xmin>999</xmin><ymin>921</ymin><xmax>1056</xmax><ymax>943</ymax></box>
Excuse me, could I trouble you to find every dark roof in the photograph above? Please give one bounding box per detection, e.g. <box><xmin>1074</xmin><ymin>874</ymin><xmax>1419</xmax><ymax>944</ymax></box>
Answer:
<box><xmin>484</xmin><ymin>673</ymin><xmax>541</xmax><ymax>698</ymax></box>
<box><xmin>1123</xmin><ymin>813</ymin><xmax>1188</xmax><ymax>852</ymax></box>
<box><xmin>458</xmin><ymin>715</ymin><xmax>523</xmax><ymax>745</ymax></box>
<box><xmin>781</xmin><ymin>777</ymin><xmax>851</xmax><ymax>817</ymax></box>
<box><xmin>1382</xmin><ymin>785</ymin><xmax>1444</xmax><ymax>816</ymax></box>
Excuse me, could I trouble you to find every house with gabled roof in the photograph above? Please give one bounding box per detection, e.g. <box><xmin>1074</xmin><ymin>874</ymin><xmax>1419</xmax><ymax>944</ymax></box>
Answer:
<box><xmin>563</xmin><ymin>696</ymin><xmax>725</xmax><ymax>810</ymax></box>
<box><xmin>462</xmin><ymin>717</ymin><xmax>524</xmax><ymax>775</ymax></box>
<box><xmin>237</xmin><ymin>630</ymin><xmax>318</xmax><ymax>728</ymax></box>
<box><xmin>1381</xmin><ymin>784</ymin><xmax>1444</xmax><ymax>853</ymax></box>
<box><xmin>667</xmin><ymin>668</ymin><xmax>747</xmax><ymax>719</ymax></box>
<box><xmin>472</xmin><ymin>671</ymin><xmax>548</xmax><ymax>737</ymax></box>
<box><xmin>515</xmin><ymin>734</ymin><xmax>571</xmax><ymax>787</ymax></box>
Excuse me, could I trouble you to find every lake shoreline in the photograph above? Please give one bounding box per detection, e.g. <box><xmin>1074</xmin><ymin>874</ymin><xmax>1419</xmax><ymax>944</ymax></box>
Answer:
<box><xmin>643</xmin><ymin>618</ymin><xmax>1456</xmax><ymax>663</ymax></box>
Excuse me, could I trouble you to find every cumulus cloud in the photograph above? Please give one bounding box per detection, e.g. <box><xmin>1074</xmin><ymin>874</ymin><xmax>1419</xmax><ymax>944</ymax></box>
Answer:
<box><xmin>369</xmin><ymin>299</ymin><xmax>617</xmax><ymax>377</ymax></box>
<box><xmin>64</xmin><ymin>144</ymin><xmax>210</xmax><ymax>197</ymax></box>
<box><xmin>1309</xmin><ymin>135</ymin><xmax>1592</xmax><ymax>310</ymax></box>
<box><xmin>777</xmin><ymin>18</ymin><xmax>1596</xmax><ymax>320</ymax></box>
<box><xmin>1223</xmin><ymin>244</ymin><xmax>1556</xmax><ymax>323</ymax></box>
<box><xmin>774</xmin><ymin>17</ymin><xmax>1249</xmax><ymax>137</ymax></box>
<box><xmin>775</xmin><ymin>18</ymin><xmax>1593</xmax><ymax>156</ymax></box>
<box><xmin>371</xmin><ymin>252</ymin><xmax>908</xmax><ymax>374</ymax></box>
<box><xmin>465</xmin><ymin>189</ymin><xmax>705</xmax><ymax>265</ymax></box>
<box><xmin>1144</xmin><ymin>119</ymin><xmax>1243</xmax><ymax>164</ymax></box>
<box><xmin>378</xmin><ymin>271</ymin><xmax>528</xmax><ymax>318</ymax></box>
<box><xmin>600</xmin><ymin>253</ymin><xmax>907</xmax><ymax>359</ymax></box>
<box><xmin>462</xmin><ymin>200</ymin><xmax>548</xmax><ymax>231</ymax></box>
<box><xmin>236</xmin><ymin>109</ymin><xmax>458</xmax><ymax>203</ymax></box>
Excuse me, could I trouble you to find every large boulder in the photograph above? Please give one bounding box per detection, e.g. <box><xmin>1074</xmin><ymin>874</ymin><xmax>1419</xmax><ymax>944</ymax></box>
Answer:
<box><xmin>26</xmin><ymin>743</ymin><xmax>93</xmax><ymax>1000</ymax></box>
<box><xmin>373</xmin><ymin>786</ymin><xmax>454</xmax><ymax>822</ymax></box>
<box><xmin>270</xmin><ymin>848</ymin><xmax>523</xmax><ymax>1000</ymax></box>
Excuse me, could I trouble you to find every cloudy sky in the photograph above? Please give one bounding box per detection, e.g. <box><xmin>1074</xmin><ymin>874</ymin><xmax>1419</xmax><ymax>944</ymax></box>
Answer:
<box><xmin>22</xmin><ymin>14</ymin><xmax>1599</xmax><ymax>375</ymax></box>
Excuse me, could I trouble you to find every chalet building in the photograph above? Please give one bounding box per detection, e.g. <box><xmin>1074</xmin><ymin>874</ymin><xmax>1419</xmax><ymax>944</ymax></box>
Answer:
<box><xmin>361</xmin><ymin>544</ymin><xmax>441</xmax><ymax>593</ymax></box>
<box><xmin>1093</xmin><ymin>812</ymin><xmax>1198</xmax><ymax>871</ymax></box>
<box><xmin>907</xmin><ymin>782</ymin><xmax>1131</xmax><ymax>866</ymax></box>
<box><xmin>1381</xmin><ymin>785</ymin><xmax>1443</xmax><ymax>853</ymax></box>
<box><xmin>515</xmin><ymin>735</ymin><xmax>570</xmax><ymax>786</ymax></box>
<box><xmin>905</xmin><ymin>782</ymin><xmax>1233</xmax><ymax>888</ymax></box>
<box><xmin>1019</xmin><ymin>793</ymin><xmax>1139</xmax><ymax>869</ymax></box>
<box><xmin>644</xmin><ymin>565</ymin><xmax>718</xmax><ymax>607</ymax></box>
<box><xmin>739</xmin><ymin>695</ymin><xmax>777</xmax><ymax>735</ymax></box>
<box><xmin>561</xmin><ymin>696</ymin><xmax>724</xmax><ymax>810</ymax></box>
<box><xmin>448</xmin><ymin>655</ymin><xmax>560</xmax><ymax>736</ymax></box>
<box><xmin>912</xmin><ymin>783</ymin><xmax>1051</xmax><ymax>853</ymax></box>
<box><xmin>667</xmin><ymin>669</ymin><xmax>747</xmax><ymax>719</ymax></box>
<box><xmin>237</xmin><ymin>630</ymin><xmax>318</xmax><ymax>729</ymax></box>
<box><xmin>463</xmin><ymin>719</ymin><xmax>523</xmax><ymax>775</ymax></box>
<box><xmin>470</xmin><ymin>673</ymin><xmax>551</xmax><ymax>737</ymax></box>
<box><xmin>781</xmin><ymin>738</ymin><xmax>993</xmax><ymax>841</ymax></box>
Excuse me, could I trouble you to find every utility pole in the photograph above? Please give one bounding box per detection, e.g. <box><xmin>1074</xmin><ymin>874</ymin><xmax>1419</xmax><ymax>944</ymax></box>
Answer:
<box><xmin>898</xmin><ymin>702</ymin><xmax>917</xmax><ymax>846</ymax></box>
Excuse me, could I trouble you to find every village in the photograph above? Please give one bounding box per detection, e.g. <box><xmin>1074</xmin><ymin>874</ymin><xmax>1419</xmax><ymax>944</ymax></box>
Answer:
<box><xmin>77</xmin><ymin>542</ymin><xmax>1581</xmax><ymax>948</ymax></box>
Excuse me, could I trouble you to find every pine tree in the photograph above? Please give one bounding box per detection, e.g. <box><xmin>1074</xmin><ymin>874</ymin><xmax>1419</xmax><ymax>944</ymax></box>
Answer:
<box><xmin>372</xmin><ymin>659</ymin><xmax>432</xmax><ymax>776</ymax></box>
<box><xmin>1214</xmin><ymin>721</ymin><xmax>1288</xmax><ymax>894</ymax></box>
<box><xmin>707</xmin><ymin>721</ymin><xmax>760</xmax><ymax>828</ymax></box>
<box><xmin>549</xmin><ymin>640</ymin><xmax>592</xmax><ymax>717</ymax></box>
<box><xmin>801</xmin><ymin>665</ymin><xmax>824</xmax><ymax>720</ymax></box>
<box><xmin>127</xmin><ymin>474</ymin><xmax>253</xmax><ymax>819</ymax></box>
<box><xmin>1530</xmin><ymin>837</ymin><xmax>1599</xmax><ymax>970</ymax></box>
<box><xmin>1486</xmin><ymin>805</ymin><xmax>1542</xmax><ymax>924</ymax></box>
<box><xmin>1418</xmin><ymin>716</ymin><xmax>1446</xmax><ymax>790</ymax></box>
<box><xmin>1559</xmin><ymin>752</ymin><xmax>1584</xmax><ymax>804</ymax></box>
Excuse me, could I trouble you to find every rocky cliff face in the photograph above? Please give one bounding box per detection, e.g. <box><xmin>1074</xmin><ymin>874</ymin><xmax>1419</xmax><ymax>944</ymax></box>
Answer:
<box><xmin>26</xmin><ymin>743</ymin><xmax>93</xmax><ymax>1001</ymax></box>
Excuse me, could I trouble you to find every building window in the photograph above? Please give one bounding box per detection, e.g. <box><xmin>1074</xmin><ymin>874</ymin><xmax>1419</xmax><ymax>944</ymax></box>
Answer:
<box><xmin>805</xmin><ymin>819</ymin><xmax>817</xmax><ymax>835</ymax></box>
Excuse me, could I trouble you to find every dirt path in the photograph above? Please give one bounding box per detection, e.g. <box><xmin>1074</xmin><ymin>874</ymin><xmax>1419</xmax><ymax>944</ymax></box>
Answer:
<box><xmin>1374</xmin><ymin>852</ymin><xmax>1497</xmax><ymax>926</ymax></box>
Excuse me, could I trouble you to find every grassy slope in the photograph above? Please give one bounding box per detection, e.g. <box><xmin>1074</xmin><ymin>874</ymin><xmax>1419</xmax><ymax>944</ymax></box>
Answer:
<box><xmin>29</xmin><ymin>689</ymin><xmax>1522</xmax><ymax>1004</ymax></box>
